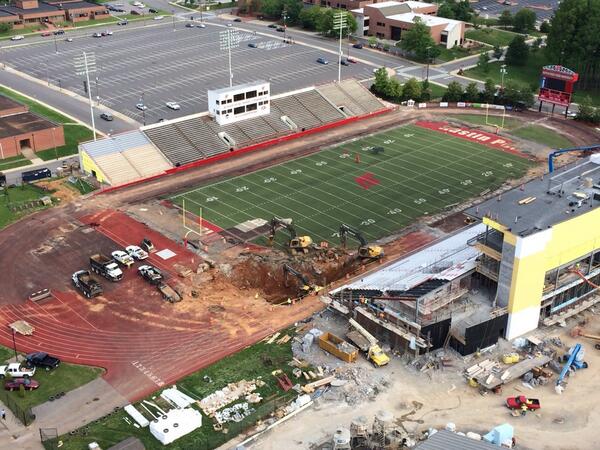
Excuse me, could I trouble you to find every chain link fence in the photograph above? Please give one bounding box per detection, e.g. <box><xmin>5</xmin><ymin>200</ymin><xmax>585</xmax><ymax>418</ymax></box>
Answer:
<box><xmin>40</xmin><ymin>428</ymin><xmax>59</xmax><ymax>450</ymax></box>
<box><xmin>0</xmin><ymin>388</ymin><xmax>35</xmax><ymax>425</ymax></box>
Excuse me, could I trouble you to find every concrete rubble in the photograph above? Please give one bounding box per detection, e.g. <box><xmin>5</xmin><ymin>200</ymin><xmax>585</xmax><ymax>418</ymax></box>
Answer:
<box><xmin>198</xmin><ymin>379</ymin><xmax>265</xmax><ymax>417</ymax></box>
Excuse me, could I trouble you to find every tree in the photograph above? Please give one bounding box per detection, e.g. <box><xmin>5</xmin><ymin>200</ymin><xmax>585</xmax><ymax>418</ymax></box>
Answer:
<box><xmin>368</xmin><ymin>36</ymin><xmax>377</xmax><ymax>48</ymax></box>
<box><xmin>498</xmin><ymin>10</ymin><xmax>513</xmax><ymax>29</ymax></box>
<box><xmin>401</xmin><ymin>78</ymin><xmax>422</xmax><ymax>101</ymax></box>
<box><xmin>454</xmin><ymin>0</ymin><xmax>473</xmax><ymax>21</ymax></box>
<box><xmin>477</xmin><ymin>52</ymin><xmax>490</xmax><ymax>72</ymax></box>
<box><xmin>493</xmin><ymin>45</ymin><xmax>503</xmax><ymax>59</ymax></box>
<box><xmin>420</xmin><ymin>79</ymin><xmax>431</xmax><ymax>101</ymax></box>
<box><xmin>464</xmin><ymin>82</ymin><xmax>480</xmax><ymax>102</ymax></box>
<box><xmin>317</xmin><ymin>9</ymin><xmax>356</xmax><ymax>37</ymax></box>
<box><xmin>576</xmin><ymin>96</ymin><xmax>597</xmax><ymax>122</ymax></box>
<box><xmin>513</xmin><ymin>9</ymin><xmax>536</xmax><ymax>33</ymax></box>
<box><xmin>443</xmin><ymin>81</ymin><xmax>464</xmax><ymax>102</ymax></box>
<box><xmin>260</xmin><ymin>0</ymin><xmax>282</xmax><ymax>19</ymax></box>
<box><xmin>299</xmin><ymin>6</ymin><xmax>323</xmax><ymax>30</ymax></box>
<box><xmin>539</xmin><ymin>20</ymin><xmax>550</xmax><ymax>33</ymax></box>
<box><xmin>531</xmin><ymin>37</ymin><xmax>543</xmax><ymax>52</ymax></box>
<box><xmin>282</xmin><ymin>0</ymin><xmax>303</xmax><ymax>25</ymax></box>
<box><xmin>371</xmin><ymin>68</ymin><xmax>391</xmax><ymax>98</ymax></box>
<box><xmin>0</xmin><ymin>23</ymin><xmax>10</xmax><ymax>34</ymax></box>
<box><xmin>505</xmin><ymin>35</ymin><xmax>529</xmax><ymax>66</ymax></box>
<box><xmin>388</xmin><ymin>78</ymin><xmax>402</xmax><ymax>100</ymax></box>
<box><xmin>437</xmin><ymin>3</ymin><xmax>455</xmax><ymax>19</ymax></box>
<box><xmin>399</xmin><ymin>17</ymin><xmax>440</xmax><ymax>61</ymax></box>
<box><xmin>483</xmin><ymin>78</ymin><xmax>496</xmax><ymax>103</ymax></box>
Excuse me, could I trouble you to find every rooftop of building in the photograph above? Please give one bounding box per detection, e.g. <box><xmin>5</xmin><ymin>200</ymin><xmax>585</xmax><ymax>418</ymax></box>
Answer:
<box><xmin>208</xmin><ymin>80</ymin><xmax>268</xmax><ymax>96</ymax></box>
<box><xmin>0</xmin><ymin>111</ymin><xmax>58</xmax><ymax>139</ymax></box>
<box><xmin>386</xmin><ymin>12</ymin><xmax>463</xmax><ymax>29</ymax></box>
<box><xmin>414</xmin><ymin>430</ymin><xmax>501</xmax><ymax>450</ymax></box>
<box><xmin>0</xmin><ymin>9</ymin><xmax>18</xmax><ymax>16</ymax></box>
<box><xmin>466</xmin><ymin>155</ymin><xmax>600</xmax><ymax>236</ymax></box>
<box><xmin>0</xmin><ymin>95</ymin><xmax>26</xmax><ymax>114</ymax></box>
<box><xmin>55</xmin><ymin>1</ymin><xmax>106</xmax><ymax>10</ymax></box>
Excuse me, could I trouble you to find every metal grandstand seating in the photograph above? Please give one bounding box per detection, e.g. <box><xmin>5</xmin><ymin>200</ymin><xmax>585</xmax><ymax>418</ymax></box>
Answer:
<box><xmin>272</xmin><ymin>95</ymin><xmax>321</xmax><ymax>130</ymax></box>
<box><xmin>93</xmin><ymin>152</ymin><xmax>141</xmax><ymax>186</ymax></box>
<box><xmin>338</xmin><ymin>79</ymin><xmax>385</xmax><ymax>113</ymax></box>
<box><xmin>175</xmin><ymin>117</ymin><xmax>229</xmax><ymax>157</ymax></box>
<box><xmin>144</xmin><ymin>125</ymin><xmax>204</xmax><ymax>166</ymax></box>
<box><xmin>316</xmin><ymin>83</ymin><xmax>364</xmax><ymax>116</ymax></box>
<box><xmin>121</xmin><ymin>145</ymin><xmax>171</xmax><ymax>177</ymax></box>
<box><xmin>234</xmin><ymin>116</ymin><xmax>281</xmax><ymax>141</ymax></box>
<box><xmin>294</xmin><ymin>89</ymin><xmax>346</xmax><ymax>123</ymax></box>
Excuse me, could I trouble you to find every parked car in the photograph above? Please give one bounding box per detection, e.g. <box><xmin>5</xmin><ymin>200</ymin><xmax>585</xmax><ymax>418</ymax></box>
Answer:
<box><xmin>149</xmin><ymin>8</ymin><xmax>158</xmax><ymax>13</ymax></box>
<box><xmin>248</xmin><ymin>42</ymin><xmax>258</xmax><ymax>48</ymax></box>
<box><xmin>41</xmin><ymin>32</ymin><xmax>52</xmax><ymax>37</ymax></box>
<box><xmin>136</xmin><ymin>103</ymin><xmax>148</xmax><ymax>111</ymax></box>
<box><xmin>268</xmin><ymin>23</ymin><xmax>278</xmax><ymax>28</ymax></box>
<box><xmin>347</xmin><ymin>57</ymin><xmax>357</xmax><ymax>63</ymax></box>
<box><xmin>101</xmin><ymin>30</ymin><xmax>113</xmax><ymax>36</ymax></box>
<box><xmin>186</xmin><ymin>22</ymin><xmax>195</xmax><ymax>28</ymax></box>
<box><xmin>126</xmin><ymin>245</ymin><xmax>148</xmax><ymax>260</ymax></box>
<box><xmin>100</xmin><ymin>112</ymin><xmax>113</xmax><ymax>121</ymax></box>
<box><xmin>117</xmin><ymin>20</ymin><xmax>128</xmax><ymax>25</ymax></box>
<box><xmin>226</xmin><ymin>23</ymin><xmax>232</xmax><ymax>27</ymax></box>
<box><xmin>92</xmin><ymin>32</ymin><xmax>102</xmax><ymax>38</ymax></box>
<box><xmin>340</xmin><ymin>58</ymin><xmax>349</xmax><ymax>66</ymax></box>
<box><xmin>10</xmin><ymin>35</ymin><xmax>24</xmax><ymax>41</ymax></box>
<box><xmin>234</xmin><ymin>18</ymin><xmax>242</xmax><ymax>22</ymax></box>
<box><xmin>131</xmin><ymin>10</ymin><xmax>142</xmax><ymax>15</ymax></box>
<box><xmin>0</xmin><ymin>363</ymin><xmax>35</xmax><ymax>379</ymax></box>
<box><xmin>65</xmin><ymin>37</ymin><xmax>73</xmax><ymax>42</ymax></box>
<box><xmin>111</xmin><ymin>250</ymin><xmax>134</xmax><ymax>267</ymax></box>
<box><xmin>5</xmin><ymin>378</ymin><xmax>39</xmax><ymax>391</ymax></box>
<box><xmin>25</xmin><ymin>352</ymin><xmax>60</xmax><ymax>371</ymax></box>
<box><xmin>506</xmin><ymin>396</ymin><xmax>540</xmax><ymax>412</ymax></box>
<box><xmin>165</xmin><ymin>101</ymin><xmax>180</xmax><ymax>110</ymax></box>
<box><xmin>317</xmin><ymin>57</ymin><xmax>329</xmax><ymax>65</ymax></box>
<box><xmin>197</xmin><ymin>23</ymin><xmax>206</xmax><ymax>28</ymax></box>
<box><xmin>154</xmin><ymin>15</ymin><xmax>164</xmax><ymax>20</ymax></box>
<box><xmin>138</xmin><ymin>264</ymin><xmax>163</xmax><ymax>285</ymax></box>
<box><xmin>141</xmin><ymin>238</ymin><xmax>155</xmax><ymax>252</ymax></box>
<box><xmin>276</xmin><ymin>26</ymin><xmax>285</xmax><ymax>32</ymax></box>
<box><xmin>53</xmin><ymin>29</ymin><xmax>65</xmax><ymax>35</ymax></box>
<box><xmin>353</xmin><ymin>43</ymin><xmax>363</xmax><ymax>49</ymax></box>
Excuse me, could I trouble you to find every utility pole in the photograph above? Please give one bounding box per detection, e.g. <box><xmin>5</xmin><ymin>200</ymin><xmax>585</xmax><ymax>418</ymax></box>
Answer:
<box><xmin>11</xmin><ymin>327</ymin><xmax>17</xmax><ymax>362</ymax></box>
<box><xmin>500</xmin><ymin>64</ymin><xmax>507</xmax><ymax>91</ymax></box>
<box><xmin>282</xmin><ymin>9</ymin><xmax>288</xmax><ymax>41</ymax></box>
<box><xmin>53</xmin><ymin>33</ymin><xmax>58</xmax><ymax>54</ymax></box>
<box><xmin>172</xmin><ymin>9</ymin><xmax>175</xmax><ymax>31</ymax></box>
<box><xmin>220</xmin><ymin>29</ymin><xmax>239</xmax><ymax>88</ymax></box>
<box><xmin>333</xmin><ymin>12</ymin><xmax>347</xmax><ymax>83</ymax></box>
<box><xmin>52</xmin><ymin>127</ymin><xmax>57</xmax><ymax>160</ymax></box>
<box><xmin>140</xmin><ymin>92</ymin><xmax>146</xmax><ymax>126</ymax></box>
<box><xmin>74</xmin><ymin>51</ymin><xmax>97</xmax><ymax>141</ymax></box>
<box><xmin>426</xmin><ymin>46</ymin><xmax>431</xmax><ymax>82</ymax></box>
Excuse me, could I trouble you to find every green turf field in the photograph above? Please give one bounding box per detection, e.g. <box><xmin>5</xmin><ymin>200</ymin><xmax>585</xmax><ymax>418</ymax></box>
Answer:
<box><xmin>171</xmin><ymin>124</ymin><xmax>533</xmax><ymax>245</ymax></box>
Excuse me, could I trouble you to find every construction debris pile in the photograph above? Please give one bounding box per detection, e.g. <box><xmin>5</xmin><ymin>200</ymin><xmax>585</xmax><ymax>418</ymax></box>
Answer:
<box><xmin>198</xmin><ymin>378</ymin><xmax>265</xmax><ymax>417</ymax></box>
<box><xmin>215</xmin><ymin>402</ymin><xmax>255</xmax><ymax>425</ymax></box>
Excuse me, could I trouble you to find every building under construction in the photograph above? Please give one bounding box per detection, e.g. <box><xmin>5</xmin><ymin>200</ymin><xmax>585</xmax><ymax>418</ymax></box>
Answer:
<box><xmin>331</xmin><ymin>155</ymin><xmax>600</xmax><ymax>356</ymax></box>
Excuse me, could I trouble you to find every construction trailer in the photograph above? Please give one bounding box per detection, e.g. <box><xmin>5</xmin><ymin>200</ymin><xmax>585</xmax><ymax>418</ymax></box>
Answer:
<box><xmin>330</xmin><ymin>155</ymin><xmax>600</xmax><ymax>357</ymax></box>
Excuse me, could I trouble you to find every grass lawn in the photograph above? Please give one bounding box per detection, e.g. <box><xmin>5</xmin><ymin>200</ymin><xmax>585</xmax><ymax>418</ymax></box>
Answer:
<box><xmin>0</xmin><ymin>184</ymin><xmax>55</xmax><ymax>229</ymax></box>
<box><xmin>56</xmin><ymin>332</ymin><xmax>306</xmax><ymax>450</ymax></box>
<box><xmin>4</xmin><ymin>363</ymin><xmax>103</xmax><ymax>410</ymax></box>
<box><xmin>0</xmin><ymin>154</ymin><xmax>31</xmax><ymax>171</ymax></box>
<box><xmin>448</xmin><ymin>113</ymin><xmax>522</xmax><ymax>130</ymax></box>
<box><xmin>465</xmin><ymin>28</ymin><xmax>522</xmax><ymax>47</ymax></box>
<box><xmin>0</xmin><ymin>87</ymin><xmax>72</xmax><ymax>124</ymax></box>
<box><xmin>36</xmin><ymin>125</ymin><xmax>94</xmax><ymax>161</ymax></box>
<box><xmin>436</xmin><ymin>43</ymin><xmax>488</xmax><ymax>62</ymax></box>
<box><xmin>463</xmin><ymin>51</ymin><xmax>600</xmax><ymax>105</ymax></box>
<box><xmin>0</xmin><ymin>25</ymin><xmax>43</xmax><ymax>40</ymax></box>
<box><xmin>429</xmin><ymin>83</ymin><xmax>447</xmax><ymax>100</ymax></box>
<box><xmin>0</xmin><ymin>345</ymin><xmax>15</xmax><ymax>364</ymax></box>
<box><xmin>511</xmin><ymin>125</ymin><xmax>574</xmax><ymax>149</ymax></box>
<box><xmin>170</xmin><ymin>124</ymin><xmax>532</xmax><ymax>246</ymax></box>
<box><xmin>65</xmin><ymin>177</ymin><xmax>97</xmax><ymax>195</ymax></box>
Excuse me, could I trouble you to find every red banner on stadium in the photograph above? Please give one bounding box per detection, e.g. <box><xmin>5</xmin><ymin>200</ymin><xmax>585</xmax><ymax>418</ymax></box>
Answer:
<box><xmin>415</xmin><ymin>121</ymin><xmax>528</xmax><ymax>158</ymax></box>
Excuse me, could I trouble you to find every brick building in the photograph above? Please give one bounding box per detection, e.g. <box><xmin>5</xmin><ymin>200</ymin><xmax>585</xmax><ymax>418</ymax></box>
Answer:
<box><xmin>0</xmin><ymin>96</ymin><xmax>65</xmax><ymax>160</ymax></box>
<box><xmin>352</xmin><ymin>1</ymin><xmax>464</xmax><ymax>48</ymax></box>
<box><xmin>0</xmin><ymin>0</ymin><xmax>109</xmax><ymax>29</ymax></box>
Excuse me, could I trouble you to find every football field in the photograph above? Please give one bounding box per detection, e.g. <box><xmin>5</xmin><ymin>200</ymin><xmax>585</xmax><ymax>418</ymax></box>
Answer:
<box><xmin>171</xmin><ymin>124</ymin><xmax>532</xmax><ymax>244</ymax></box>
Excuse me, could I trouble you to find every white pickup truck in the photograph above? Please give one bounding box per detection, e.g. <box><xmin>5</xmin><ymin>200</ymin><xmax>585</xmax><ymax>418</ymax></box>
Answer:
<box><xmin>0</xmin><ymin>363</ymin><xmax>36</xmax><ymax>378</ymax></box>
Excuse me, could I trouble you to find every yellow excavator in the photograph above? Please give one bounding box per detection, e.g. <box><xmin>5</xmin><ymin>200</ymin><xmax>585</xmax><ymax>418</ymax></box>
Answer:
<box><xmin>269</xmin><ymin>217</ymin><xmax>313</xmax><ymax>254</ymax></box>
<box><xmin>339</xmin><ymin>224</ymin><xmax>383</xmax><ymax>260</ymax></box>
<box><xmin>283</xmin><ymin>264</ymin><xmax>322</xmax><ymax>297</ymax></box>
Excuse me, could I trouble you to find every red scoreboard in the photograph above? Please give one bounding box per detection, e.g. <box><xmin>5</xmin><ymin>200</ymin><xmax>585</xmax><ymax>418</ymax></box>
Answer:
<box><xmin>538</xmin><ymin>65</ymin><xmax>579</xmax><ymax>113</ymax></box>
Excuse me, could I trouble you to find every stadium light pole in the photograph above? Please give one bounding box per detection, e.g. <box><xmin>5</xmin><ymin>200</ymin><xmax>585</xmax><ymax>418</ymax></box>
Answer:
<box><xmin>333</xmin><ymin>12</ymin><xmax>347</xmax><ymax>83</ymax></box>
<box><xmin>220</xmin><ymin>29</ymin><xmax>239</xmax><ymax>88</ymax></box>
<box><xmin>426</xmin><ymin>46</ymin><xmax>431</xmax><ymax>82</ymax></box>
<box><xmin>74</xmin><ymin>51</ymin><xmax>97</xmax><ymax>141</ymax></box>
<box><xmin>282</xmin><ymin>9</ymin><xmax>288</xmax><ymax>40</ymax></box>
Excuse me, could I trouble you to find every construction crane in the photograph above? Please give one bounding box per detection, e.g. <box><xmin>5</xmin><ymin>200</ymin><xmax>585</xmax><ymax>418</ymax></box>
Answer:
<box><xmin>268</xmin><ymin>217</ymin><xmax>313</xmax><ymax>254</ymax></box>
<box><xmin>283</xmin><ymin>264</ymin><xmax>321</xmax><ymax>297</ymax></box>
<box><xmin>339</xmin><ymin>224</ymin><xmax>383</xmax><ymax>260</ymax></box>
<box><xmin>555</xmin><ymin>343</ymin><xmax>588</xmax><ymax>393</ymax></box>
<box><xmin>346</xmin><ymin>318</ymin><xmax>390</xmax><ymax>367</ymax></box>
<box><xmin>548</xmin><ymin>145</ymin><xmax>600</xmax><ymax>172</ymax></box>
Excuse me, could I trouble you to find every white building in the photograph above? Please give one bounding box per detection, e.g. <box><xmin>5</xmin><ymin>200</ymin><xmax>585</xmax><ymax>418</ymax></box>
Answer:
<box><xmin>207</xmin><ymin>81</ymin><xmax>270</xmax><ymax>126</ymax></box>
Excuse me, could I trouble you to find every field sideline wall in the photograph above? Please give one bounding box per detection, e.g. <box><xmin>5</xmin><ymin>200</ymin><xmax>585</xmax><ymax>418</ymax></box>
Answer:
<box><xmin>485</xmin><ymin>209</ymin><xmax>600</xmax><ymax>339</ymax></box>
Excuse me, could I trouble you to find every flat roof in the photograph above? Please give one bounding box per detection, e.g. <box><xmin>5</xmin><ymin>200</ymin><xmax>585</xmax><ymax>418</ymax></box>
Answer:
<box><xmin>57</xmin><ymin>1</ymin><xmax>107</xmax><ymax>9</ymax></box>
<box><xmin>332</xmin><ymin>223</ymin><xmax>485</xmax><ymax>293</ymax></box>
<box><xmin>0</xmin><ymin>95</ymin><xmax>26</xmax><ymax>113</ymax></box>
<box><xmin>367</xmin><ymin>0</ymin><xmax>405</xmax><ymax>8</ymax></box>
<box><xmin>467</xmin><ymin>156</ymin><xmax>600</xmax><ymax>236</ymax></box>
<box><xmin>207</xmin><ymin>80</ymin><xmax>268</xmax><ymax>96</ymax></box>
<box><xmin>415</xmin><ymin>430</ymin><xmax>501</xmax><ymax>450</ymax></box>
<box><xmin>0</xmin><ymin>112</ymin><xmax>57</xmax><ymax>139</ymax></box>
<box><xmin>0</xmin><ymin>10</ymin><xmax>18</xmax><ymax>17</ymax></box>
<box><xmin>0</xmin><ymin>3</ymin><xmax>61</xmax><ymax>14</ymax></box>
<box><xmin>387</xmin><ymin>12</ymin><xmax>462</xmax><ymax>29</ymax></box>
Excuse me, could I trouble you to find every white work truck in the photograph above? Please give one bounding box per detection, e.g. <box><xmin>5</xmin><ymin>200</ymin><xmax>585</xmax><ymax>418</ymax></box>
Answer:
<box><xmin>0</xmin><ymin>363</ymin><xmax>36</xmax><ymax>378</ymax></box>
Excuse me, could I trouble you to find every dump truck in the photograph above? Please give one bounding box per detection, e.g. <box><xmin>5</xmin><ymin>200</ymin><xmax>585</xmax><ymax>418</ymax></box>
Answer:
<box><xmin>347</xmin><ymin>318</ymin><xmax>390</xmax><ymax>367</ymax></box>
<box><xmin>318</xmin><ymin>332</ymin><xmax>358</xmax><ymax>363</ymax></box>
<box><xmin>158</xmin><ymin>282</ymin><xmax>182</xmax><ymax>303</ymax></box>
<box><xmin>90</xmin><ymin>253</ymin><xmax>123</xmax><ymax>281</ymax></box>
<box><xmin>72</xmin><ymin>270</ymin><xmax>103</xmax><ymax>298</ymax></box>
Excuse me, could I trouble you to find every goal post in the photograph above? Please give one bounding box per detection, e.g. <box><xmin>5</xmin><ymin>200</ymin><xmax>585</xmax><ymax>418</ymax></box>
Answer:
<box><xmin>485</xmin><ymin>104</ymin><xmax>506</xmax><ymax>129</ymax></box>
<box><xmin>181</xmin><ymin>197</ymin><xmax>204</xmax><ymax>242</ymax></box>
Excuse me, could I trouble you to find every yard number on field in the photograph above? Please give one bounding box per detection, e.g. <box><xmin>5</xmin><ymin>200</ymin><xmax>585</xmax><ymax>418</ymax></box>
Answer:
<box><xmin>235</xmin><ymin>186</ymin><xmax>249</xmax><ymax>192</ymax></box>
<box><xmin>383</xmin><ymin>139</ymin><xmax>395</xmax><ymax>144</ymax></box>
<box><xmin>414</xmin><ymin>198</ymin><xmax>427</xmax><ymax>204</ymax></box>
<box><xmin>482</xmin><ymin>171</ymin><xmax>494</xmax><ymax>177</ymax></box>
<box><xmin>461</xmin><ymin>179</ymin><xmax>472</xmax><ymax>186</ymax></box>
<box><xmin>206</xmin><ymin>196</ymin><xmax>218</xmax><ymax>202</ymax></box>
<box><xmin>315</xmin><ymin>161</ymin><xmax>328</xmax><ymax>167</ymax></box>
<box><xmin>264</xmin><ymin>177</ymin><xmax>277</xmax><ymax>183</ymax></box>
<box><xmin>503</xmin><ymin>163</ymin><xmax>513</xmax><ymax>168</ymax></box>
<box><xmin>403</xmin><ymin>134</ymin><xmax>414</xmax><ymax>138</ymax></box>
<box><xmin>387</xmin><ymin>208</ymin><xmax>402</xmax><ymax>215</ymax></box>
<box><xmin>438</xmin><ymin>188</ymin><xmax>450</xmax><ymax>195</ymax></box>
<box><xmin>290</xmin><ymin>169</ymin><xmax>302</xmax><ymax>175</ymax></box>
<box><xmin>361</xmin><ymin>218</ymin><xmax>376</xmax><ymax>226</ymax></box>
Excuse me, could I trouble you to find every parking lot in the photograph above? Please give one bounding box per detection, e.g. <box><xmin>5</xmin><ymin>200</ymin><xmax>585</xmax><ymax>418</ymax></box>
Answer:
<box><xmin>2</xmin><ymin>21</ymin><xmax>372</xmax><ymax>124</ymax></box>
<box><xmin>473</xmin><ymin>0</ymin><xmax>558</xmax><ymax>21</ymax></box>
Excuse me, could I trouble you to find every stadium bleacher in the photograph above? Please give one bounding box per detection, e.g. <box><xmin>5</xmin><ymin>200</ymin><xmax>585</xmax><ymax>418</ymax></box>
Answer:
<box><xmin>317</xmin><ymin>79</ymin><xmax>385</xmax><ymax>116</ymax></box>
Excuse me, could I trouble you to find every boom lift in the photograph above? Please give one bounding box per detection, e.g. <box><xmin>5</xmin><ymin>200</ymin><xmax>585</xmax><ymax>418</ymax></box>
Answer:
<box><xmin>283</xmin><ymin>264</ymin><xmax>321</xmax><ymax>297</ymax></box>
<box><xmin>547</xmin><ymin>145</ymin><xmax>600</xmax><ymax>172</ymax></box>
<box><xmin>339</xmin><ymin>224</ymin><xmax>383</xmax><ymax>260</ymax></box>
<box><xmin>555</xmin><ymin>343</ymin><xmax>588</xmax><ymax>393</ymax></box>
<box><xmin>347</xmin><ymin>318</ymin><xmax>390</xmax><ymax>367</ymax></box>
<box><xmin>269</xmin><ymin>217</ymin><xmax>313</xmax><ymax>254</ymax></box>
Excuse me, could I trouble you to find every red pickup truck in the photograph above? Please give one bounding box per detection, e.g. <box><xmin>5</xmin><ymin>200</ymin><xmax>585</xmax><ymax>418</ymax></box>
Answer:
<box><xmin>506</xmin><ymin>396</ymin><xmax>541</xmax><ymax>412</ymax></box>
